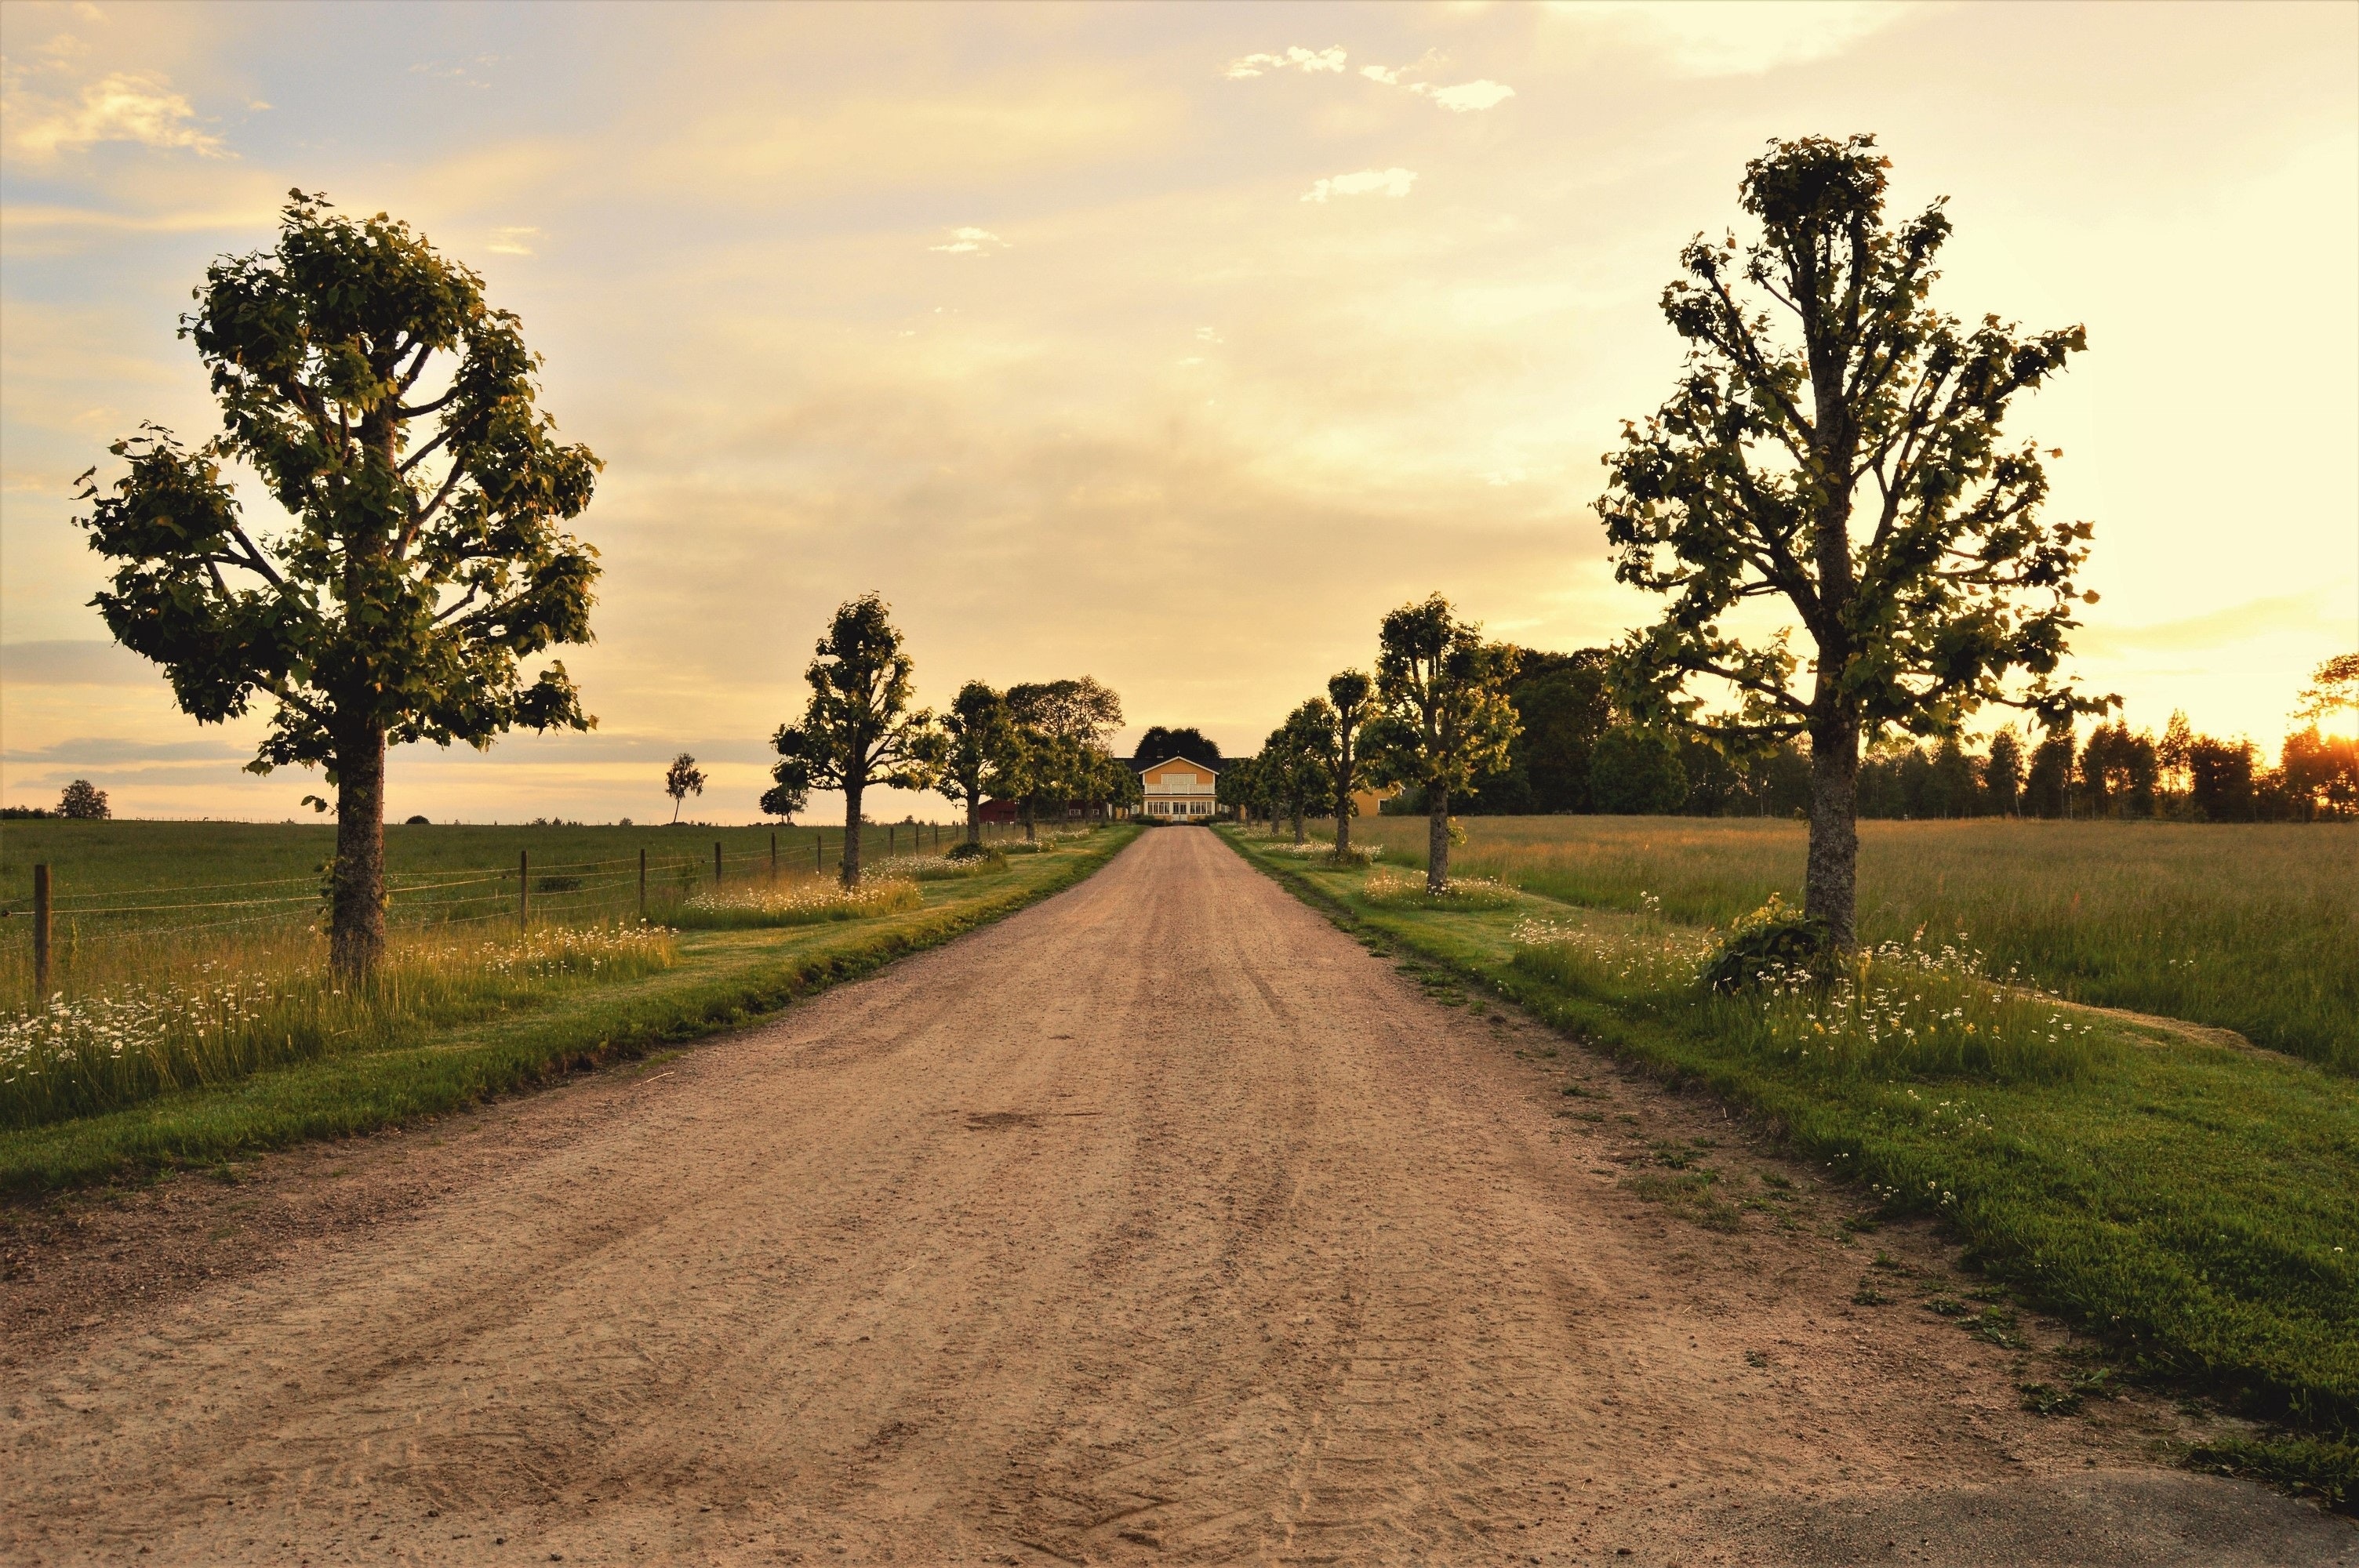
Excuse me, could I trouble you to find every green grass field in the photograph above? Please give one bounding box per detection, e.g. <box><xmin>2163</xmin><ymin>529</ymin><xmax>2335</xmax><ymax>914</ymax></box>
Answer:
<box><xmin>0</xmin><ymin>817</ymin><xmax>996</xmax><ymax>964</ymax></box>
<box><xmin>1347</xmin><ymin>815</ymin><xmax>2357</xmax><ymax>1073</ymax></box>
<box><xmin>1227</xmin><ymin>826</ymin><xmax>2358</xmax><ymax>1506</ymax></box>
<box><xmin>0</xmin><ymin>823</ymin><xmax>1133</xmax><ymax>1192</ymax></box>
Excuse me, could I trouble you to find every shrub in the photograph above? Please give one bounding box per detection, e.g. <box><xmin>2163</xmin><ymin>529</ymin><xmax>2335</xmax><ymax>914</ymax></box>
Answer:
<box><xmin>943</xmin><ymin>840</ymin><xmax>997</xmax><ymax>863</ymax></box>
<box><xmin>403</xmin><ymin>814</ymin><xmax>431</xmax><ymax>826</ymax></box>
<box><xmin>1702</xmin><ymin>892</ymin><xmax>1833</xmax><ymax>993</ymax></box>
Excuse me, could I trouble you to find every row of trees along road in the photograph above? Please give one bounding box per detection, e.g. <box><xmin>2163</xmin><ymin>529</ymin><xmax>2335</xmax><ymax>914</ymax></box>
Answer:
<box><xmin>68</xmin><ymin>192</ymin><xmax>1129</xmax><ymax>972</ymax></box>
<box><xmin>763</xmin><ymin>594</ymin><xmax>1136</xmax><ymax>886</ymax></box>
<box><xmin>1229</xmin><ymin>597</ymin><xmax>1516</xmax><ymax>895</ymax></box>
<box><xmin>1244</xmin><ymin>136</ymin><xmax>2110</xmax><ymax>942</ymax></box>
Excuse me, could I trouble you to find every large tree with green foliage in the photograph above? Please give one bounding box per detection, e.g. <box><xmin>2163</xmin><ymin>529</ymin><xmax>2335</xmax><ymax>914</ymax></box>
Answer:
<box><xmin>1216</xmin><ymin>752</ymin><xmax>1270</xmax><ymax>827</ymax></box>
<box><xmin>1363</xmin><ymin>594</ymin><xmax>1518</xmax><ymax>891</ymax></box>
<box><xmin>934</xmin><ymin>681</ymin><xmax>1014</xmax><ymax>844</ymax></box>
<box><xmin>1597</xmin><ymin>136</ymin><xmax>2105</xmax><ymax>946</ymax></box>
<box><xmin>75</xmin><ymin>191</ymin><xmax>600</xmax><ymax>977</ymax></box>
<box><xmin>1265</xmin><ymin>699</ymin><xmax>1336</xmax><ymax>844</ymax></box>
<box><xmin>1004</xmin><ymin>677</ymin><xmax>1124</xmax><ymax>837</ymax></box>
<box><xmin>770</xmin><ymin>595</ymin><xmax>938</xmax><ymax>885</ymax></box>
<box><xmin>1324</xmin><ymin>670</ymin><xmax>1372</xmax><ymax>854</ymax></box>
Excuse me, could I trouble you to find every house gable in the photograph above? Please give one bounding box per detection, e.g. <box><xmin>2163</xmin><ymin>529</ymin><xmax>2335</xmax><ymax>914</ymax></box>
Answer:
<box><xmin>1137</xmin><ymin>753</ymin><xmax>1221</xmax><ymax>786</ymax></box>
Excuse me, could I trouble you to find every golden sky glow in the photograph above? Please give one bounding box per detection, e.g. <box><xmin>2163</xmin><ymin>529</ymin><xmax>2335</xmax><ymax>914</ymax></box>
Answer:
<box><xmin>2</xmin><ymin>1</ymin><xmax>2354</xmax><ymax>821</ymax></box>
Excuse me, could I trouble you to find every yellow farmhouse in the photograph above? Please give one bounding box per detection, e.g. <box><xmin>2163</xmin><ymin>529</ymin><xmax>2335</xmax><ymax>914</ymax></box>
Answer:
<box><xmin>1139</xmin><ymin>755</ymin><xmax>1219</xmax><ymax>820</ymax></box>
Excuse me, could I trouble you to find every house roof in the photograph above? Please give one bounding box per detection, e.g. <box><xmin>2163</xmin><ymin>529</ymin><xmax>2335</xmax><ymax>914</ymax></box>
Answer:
<box><xmin>1133</xmin><ymin>753</ymin><xmax>1221</xmax><ymax>777</ymax></box>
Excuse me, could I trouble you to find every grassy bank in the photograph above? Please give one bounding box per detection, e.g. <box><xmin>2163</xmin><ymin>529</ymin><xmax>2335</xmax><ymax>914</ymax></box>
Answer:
<box><xmin>1224</xmin><ymin>827</ymin><xmax>2358</xmax><ymax>1507</ymax></box>
<box><xmin>1346</xmin><ymin>815</ymin><xmax>2357</xmax><ymax>1073</ymax></box>
<box><xmin>0</xmin><ymin>827</ymin><xmax>1134</xmax><ymax>1195</ymax></box>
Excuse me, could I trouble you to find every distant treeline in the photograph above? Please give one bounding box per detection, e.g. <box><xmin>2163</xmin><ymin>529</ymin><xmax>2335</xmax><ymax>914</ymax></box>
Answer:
<box><xmin>1377</xmin><ymin>648</ymin><xmax>2357</xmax><ymax>822</ymax></box>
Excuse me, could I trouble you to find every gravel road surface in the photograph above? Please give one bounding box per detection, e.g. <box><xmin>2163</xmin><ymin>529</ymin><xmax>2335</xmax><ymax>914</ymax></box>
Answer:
<box><xmin>2</xmin><ymin>828</ymin><xmax>2349</xmax><ymax>1566</ymax></box>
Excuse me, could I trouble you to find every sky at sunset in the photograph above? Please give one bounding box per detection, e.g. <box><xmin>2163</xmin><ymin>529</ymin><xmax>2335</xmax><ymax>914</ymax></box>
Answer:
<box><xmin>2</xmin><ymin>0</ymin><xmax>2354</xmax><ymax>824</ymax></box>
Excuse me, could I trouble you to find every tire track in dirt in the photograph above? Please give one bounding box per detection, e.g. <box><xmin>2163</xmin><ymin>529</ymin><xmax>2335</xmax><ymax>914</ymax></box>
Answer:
<box><xmin>1</xmin><ymin>828</ymin><xmax>2349</xmax><ymax>1566</ymax></box>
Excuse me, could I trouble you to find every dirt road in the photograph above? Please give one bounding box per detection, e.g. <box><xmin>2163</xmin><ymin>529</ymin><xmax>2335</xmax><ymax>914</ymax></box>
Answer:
<box><xmin>2</xmin><ymin>829</ymin><xmax>2349</xmax><ymax>1566</ymax></box>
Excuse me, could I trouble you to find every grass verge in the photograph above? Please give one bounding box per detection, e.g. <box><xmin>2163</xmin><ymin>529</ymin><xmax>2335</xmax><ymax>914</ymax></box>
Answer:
<box><xmin>1223</xmin><ymin>826</ymin><xmax>2358</xmax><ymax>1512</ymax></box>
<box><xmin>0</xmin><ymin>828</ymin><xmax>1135</xmax><ymax>1196</ymax></box>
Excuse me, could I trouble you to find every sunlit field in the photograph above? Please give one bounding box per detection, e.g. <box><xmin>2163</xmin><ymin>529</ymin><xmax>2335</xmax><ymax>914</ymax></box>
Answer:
<box><xmin>1346</xmin><ymin>815</ymin><xmax>2357</xmax><ymax>1073</ymax></box>
<box><xmin>0</xmin><ymin>818</ymin><xmax>1080</xmax><ymax>1142</ymax></box>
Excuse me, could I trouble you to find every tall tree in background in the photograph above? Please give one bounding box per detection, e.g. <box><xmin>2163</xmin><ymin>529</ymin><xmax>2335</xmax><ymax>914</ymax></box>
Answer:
<box><xmin>1983</xmin><ymin>729</ymin><xmax>2023</xmax><ymax>815</ymax></box>
<box><xmin>1005</xmin><ymin>677</ymin><xmax>1124</xmax><ymax>838</ymax></box>
<box><xmin>1325</xmin><ymin>670</ymin><xmax>1372</xmax><ymax>855</ymax></box>
<box><xmin>75</xmin><ymin>191</ymin><xmax>600</xmax><ymax>977</ymax></box>
<box><xmin>56</xmin><ymin>780</ymin><xmax>111</xmax><ymax>821</ymax></box>
<box><xmin>1589</xmin><ymin>726</ymin><xmax>1688</xmax><ymax>815</ymax></box>
<box><xmin>770</xmin><ymin>595</ymin><xmax>938</xmax><ymax>885</ymax></box>
<box><xmin>1133</xmin><ymin>726</ymin><xmax>1222</xmax><ymax>768</ymax></box>
<box><xmin>1364</xmin><ymin>595</ymin><xmax>1518</xmax><ymax>891</ymax></box>
<box><xmin>1597</xmin><ymin>136</ymin><xmax>2104</xmax><ymax>947</ymax></box>
<box><xmin>1263</xmin><ymin>701</ymin><xmax>1336</xmax><ymax>844</ymax></box>
<box><xmin>664</xmin><ymin>753</ymin><xmax>706</xmax><ymax>823</ymax></box>
<box><xmin>1216</xmin><ymin>753</ymin><xmax>1270</xmax><ymax>827</ymax></box>
<box><xmin>935</xmin><ymin>681</ymin><xmax>1013</xmax><ymax>845</ymax></box>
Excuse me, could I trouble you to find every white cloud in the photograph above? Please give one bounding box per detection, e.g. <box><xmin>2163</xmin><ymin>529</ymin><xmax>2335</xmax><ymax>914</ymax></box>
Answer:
<box><xmin>929</xmin><ymin>225</ymin><xmax>1009</xmax><ymax>255</ymax></box>
<box><xmin>1354</xmin><ymin>52</ymin><xmax>1514</xmax><ymax>112</ymax></box>
<box><xmin>1561</xmin><ymin>0</ymin><xmax>1918</xmax><ymax>78</ymax></box>
<box><xmin>488</xmin><ymin>225</ymin><xmax>539</xmax><ymax>255</ymax></box>
<box><xmin>1301</xmin><ymin>167</ymin><xmax>1417</xmax><ymax>204</ymax></box>
<box><xmin>1224</xmin><ymin>45</ymin><xmax>1348</xmax><ymax>80</ymax></box>
<box><xmin>1421</xmin><ymin>79</ymin><xmax>1516</xmax><ymax>113</ymax></box>
<box><xmin>4</xmin><ymin>69</ymin><xmax>227</xmax><ymax>158</ymax></box>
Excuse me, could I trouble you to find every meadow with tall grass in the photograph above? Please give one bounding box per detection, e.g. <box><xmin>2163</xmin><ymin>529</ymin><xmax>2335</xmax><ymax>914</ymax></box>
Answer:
<box><xmin>1347</xmin><ymin>815</ymin><xmax>2357</xmax><ymax>1073</ymax></box>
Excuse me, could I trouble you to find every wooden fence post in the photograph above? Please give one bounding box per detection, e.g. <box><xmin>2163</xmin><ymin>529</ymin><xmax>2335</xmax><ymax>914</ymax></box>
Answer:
<box><xmin>770</xmin><ymin>831</ymin><xmax>777</xmax><ymax>882</ymax></box>
<box><xmin>816</xmin><ymin>833</ymin><xmax>823</xmax><ymax>873</ymax></box>
<box><xmin>638</xmin><ymin>848</ymin><xmax>647</xmax><ymax>920</ymax></box>
<box><xmin>32</xmin><ymin>864</ymin><xmax>52</xmax><ymax>996</ymax></box>
<box><xmin>888</xmin><ymin>823</ymin><xmax>896</xmax><ymax>856</ymax></box>
<box><xmin>714</xmin><ymin>840</ymin><xmax>723</xmax><ymax>887</ymax></box>
<box><xmin>518</xmin><ymin>849</ymin><xmax>529</xmax><ymax>932</ymax></box>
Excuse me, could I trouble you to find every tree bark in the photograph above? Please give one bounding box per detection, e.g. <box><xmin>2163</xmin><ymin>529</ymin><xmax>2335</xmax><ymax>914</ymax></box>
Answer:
<box><xmin>1333</xmin><ymin>735</ymin><xmax>1354</xmax><ymax>855</ymax></box>
<box><xmin>841</xmin><ymin>780</ymin><xmax>864</xmax><ymax>887</ymax></box>
<box><xmin>1022</xmin><ymin>800</ymin><xmax>1036</xmax><ymax>843</ymax></box>
<box><xmin>1804</xmin><ymin>714</ymin><xmax>1860</xmax><ymax>948</ymax></box>
<box><xmin>330</xmin><ymin>721</ymin><xmax>387</xmax><ymax>979</ymax></box>
<box><xmin>1292</xmin><ymin>805</ymin><xmax>1305</xmax><ymax>844</ymax></box>
<box><xmin>964</xmin><ymin>791</ymin><xmax>981</xmax><ymax>846</ymax></box>
<box><xmin>1427</xmin><ymin>786</ymin><xmax>1450</xmax><ymax>893</ymax></box>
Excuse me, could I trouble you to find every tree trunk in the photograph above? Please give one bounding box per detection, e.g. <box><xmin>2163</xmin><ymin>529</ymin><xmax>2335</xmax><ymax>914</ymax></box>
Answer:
<box><xmin>1292</xmin><ymin>804</ymin><xmax>1305</xmax><ymax>844</ymax></box>
<box><xmin>1427</xmin><ymin>786</ymin><xmax>1450</xmax><ymax>893</ymax></box>
<box><xmin>965</xmin><ymin>792</ymin><xmax>981</xmax><ymax>847</ymax></box>
<box><xmin>1805</xmin><ymin>717</ymin><xmax>1861</xmax><ymax>948</ymax></box>
<box><xmin>330</xmin><ymin>722</ymin><xmax>387</xmax><ymax>979</ymax></box>
<box><xmin>1022</xmin><ymin>800</ymin><xmax>1036</xmax><ymax>843</ymax></box>
<box><xmin>1333</xmin><ymin>741</ymin><xmax>1353</xmax><ymax>855</ymax></box>
<box><xmin>841</xmin><ymin>781</ymin><xmax>864</xmax><ymax>887</ymax></box>
<box><xmin>670</xmin><ymin>793</ymin><xmax>681</xmax><ymax>824</ymax></box>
